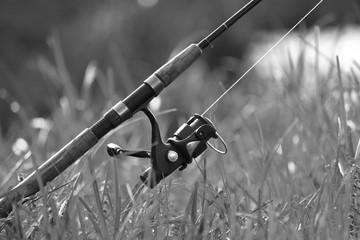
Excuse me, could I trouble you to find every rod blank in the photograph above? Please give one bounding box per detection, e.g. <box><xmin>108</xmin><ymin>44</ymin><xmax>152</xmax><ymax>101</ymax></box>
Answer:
<box><xmin>198</xmin><ymin>0</ymin><xmax>262</xmax><ymax>50</ymax></box>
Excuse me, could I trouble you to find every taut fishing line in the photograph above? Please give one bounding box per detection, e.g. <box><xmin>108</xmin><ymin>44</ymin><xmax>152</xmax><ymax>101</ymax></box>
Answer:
<box><xmin>201</xmin><ymin>0</ymin><xmax>324</xmax><ymax>116</ymax></box>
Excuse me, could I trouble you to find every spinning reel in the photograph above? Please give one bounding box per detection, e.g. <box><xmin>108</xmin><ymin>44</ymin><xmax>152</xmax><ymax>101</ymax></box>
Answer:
<box><xmin>107</xmin><ymin>108</ymin><xmax>227</xmax><ymax>188</ymax></box>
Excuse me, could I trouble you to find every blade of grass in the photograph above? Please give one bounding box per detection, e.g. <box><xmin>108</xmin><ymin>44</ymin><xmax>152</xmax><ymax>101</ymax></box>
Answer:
<box><xmin>0</xmin><ymin>152</ymin><xmax>29</xmax><ymax>188</ymax></box>
<box><xmin>70</xmin><ymin>212</ymin><xmax>80</xmax><ymax>240</ymax></box>
<box><xmin>261</xmin><ymin>118</ymin><xmax>299</xmax><ymax>185</ymax></box>
<box><xmin>109</xmin><ymin>43</ymin><xmax>135</xmax><ymax>94</ymax></box>
<box><xmin>86</xmin><ymin>155</ymin><xmax>109</xmax><ymax>239</ymax></box>
<box><xmin>311</xmin><ymin>177</ymin><xmax>326</xmax><ymax>238</ymax></box>
<box><xmin>190</xmin><ymin>182</ymin><xmax>198</xmax><ymax>225</ymax></box>
<box><xmin>30</xmin><ymin>150</ymin><xmax>52</xmax><ymax>234</ymax></box>
<box><xmin>48</xmin><ymin>197</ymin><xmax>64</xmax><ymax>239</ymax></box>
<box><xmin>234</xmin><ymin>179</ymin><xmax>258</xmax><ymax>209</ymax></box>
<box><xmin>178</xmin><ymin>182</ymin><xmax>199</xmax><ymax>239</ymax></box>
<box><xmin>336</xmin><ymin>56</ymin><xmax>350</xmax><ymax>151</ymax></box>
<box><xmin>164</xmin><ymin>179</ymin><xmax>172</xmax><ymax>238</ymax></box>
<box><xmin>202</xmin><ymin>158</ymin><xmax>207</xmax><ymax>212</ymax></box>
<box><xmin>76</xmin><ymin>200</ymin><xmax>87</xmax><ymax>240</ymax></box>
<box><xmin>198</xmin><ymin>199</ymin><xmax>209</xmax><ymax>239</ymax></box>
<box><xmin>121</xmin><ymin>181</ymin><xmax>144</xmax><ymax>223</ymax></box>
<box><xmin>106</xmin><ymin>68</ymin><xmax>117</xmax><ymax>103</ymax></box>
<box><xmin>81</xmin><ymin>61</ymin><xmax>97</xmax><ymax>107</ymax></box>
<box><xmin>78</xmin><ymin>197</ymin><xmax>102</xmax><ymax>237</ymax></box>
<box><xmin>112</xmin><ymin>157</ymin><xmax>121</xmax><ymax>238</ymax></box>
<box><xmin>13</xmin><ymin>204</ymin><xmax>24</xmax><ymax>239</ymax></box>
<box><xmin>254</xmin><ymin>112</ymin><xmax>265</xmax><ymax>158</ymax></box>
<box><xmin>214</xmin><ymin>149</ymin><xmax>231</xmax><ymax>204</ymax></box>
<box><xmin>101</xmin><ymin>162</ymin><xmax>110</xmax><ymax>206</ymax></box>
<box><xmin>49</xmin><ymin>29</ymin><xmax>78</xmax><ymax>115</ymax></box>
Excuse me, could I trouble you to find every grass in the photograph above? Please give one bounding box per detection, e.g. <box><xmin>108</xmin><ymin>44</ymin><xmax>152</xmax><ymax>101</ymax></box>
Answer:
<box><xmin>1</xmin><ymin>24</ymin><xmax>360</xmax><ymax>239</ymax></box>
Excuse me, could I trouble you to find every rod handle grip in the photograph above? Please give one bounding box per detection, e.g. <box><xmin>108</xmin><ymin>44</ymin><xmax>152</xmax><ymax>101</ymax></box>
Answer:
<box><xmin>155</xmin><ymin>44</ymin><xmax>202</xmax><ymax>87</ymax></box>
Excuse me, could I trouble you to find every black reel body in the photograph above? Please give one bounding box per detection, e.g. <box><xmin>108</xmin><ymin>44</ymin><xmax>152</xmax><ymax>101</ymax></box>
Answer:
<box><xmin>107</xmin><ymin>108</ymin><xmax>226</xmax><ymax>188</ymax></box>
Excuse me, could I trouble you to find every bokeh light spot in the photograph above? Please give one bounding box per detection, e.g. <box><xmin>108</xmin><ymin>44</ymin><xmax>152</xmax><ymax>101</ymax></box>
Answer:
<box><xmin>12</xmin><ymin>138</ymin><xmax>29</xmax><ymax>156</ymax></box>
<box><xmin>288</xmin><ymin>161</ymin><xmax>296</xmax><ymax>174</ymax></box>
<box><xmin>149</xmin><ymin>96</ymin><xmax>162</xmax><ymax>112</ymax></box>
<box><xmin>10</xmin><ymin>101</ymin><xmax>20</xmax><ymax>113</ymax></box>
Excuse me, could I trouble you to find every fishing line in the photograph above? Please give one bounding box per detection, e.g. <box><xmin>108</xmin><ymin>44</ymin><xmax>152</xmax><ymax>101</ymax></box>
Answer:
<box><xmin>201</xmin><ymin>0</ymin><xmax>324</xmax><ymax>116</ymax></box>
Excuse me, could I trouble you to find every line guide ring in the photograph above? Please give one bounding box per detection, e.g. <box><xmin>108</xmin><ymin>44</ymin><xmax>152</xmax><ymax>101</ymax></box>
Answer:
<box><xmin>207</xmin><ymin>132</ymin><xmax>228</xmax><ymax>154</ymax></box>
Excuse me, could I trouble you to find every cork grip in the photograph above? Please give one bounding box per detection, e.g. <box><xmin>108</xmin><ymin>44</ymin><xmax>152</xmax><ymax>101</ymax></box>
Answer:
<box><xmin>155</xmin><ymin>44</ymin><xmax>202</xmax><ymax>87</ymax></box>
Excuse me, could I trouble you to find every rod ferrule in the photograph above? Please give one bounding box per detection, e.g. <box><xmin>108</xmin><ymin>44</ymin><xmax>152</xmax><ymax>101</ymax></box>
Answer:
<box><xmin>112</xmin><ymin>101</ymin><xmax>132</xmax><ymax>120</ymax></box>
<box><xmin>144</xmin><ymin>74</ymin><xmax>165</xmax><ymax>96</ymax></box>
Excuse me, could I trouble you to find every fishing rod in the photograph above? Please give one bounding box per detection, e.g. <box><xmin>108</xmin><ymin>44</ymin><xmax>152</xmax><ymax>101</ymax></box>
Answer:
<box><xmin>0</xmin><ymin>0</ymin><xmax>262</xmax><ymax>218</ymax></box>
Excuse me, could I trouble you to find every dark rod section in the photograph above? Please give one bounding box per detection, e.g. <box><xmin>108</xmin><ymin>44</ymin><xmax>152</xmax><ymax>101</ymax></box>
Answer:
<box><xmin>123</xmin><ymin>83</ymin><xmax>155</xmax><ymax>113</ymax></box>
<box><xmin>198</xmin><ymin>0</ymin><xmax>262</xmax><ymax>50</ymax></box>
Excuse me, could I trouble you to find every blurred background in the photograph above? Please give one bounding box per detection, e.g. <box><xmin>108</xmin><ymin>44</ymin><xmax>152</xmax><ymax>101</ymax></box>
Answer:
<box><xmin>0</xmin><ymin>0</ymin><xmax>359</xmax><ymax>186</ymax></box>
<box><xmin>0</xmin><ymin>0</ymin><xmax>357</xmax><ymax>135</ymax></box>
<box><xmin>2</xmin><ymin>1</ymin><xmax>360</xmax><ymax>236</ymax></box>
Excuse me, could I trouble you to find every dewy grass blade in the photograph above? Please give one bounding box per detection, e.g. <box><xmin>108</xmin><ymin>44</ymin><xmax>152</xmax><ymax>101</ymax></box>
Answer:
<box><xmin>336</xmin><ymin>56</ymin><xmax>349</xmax><ymax>149</ymax></box>
<box><xmin>201</xmin><ymin>0</ymin><xmax>324</xmax><ymax>116</ymax></box>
